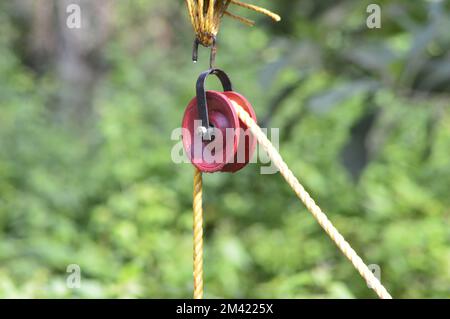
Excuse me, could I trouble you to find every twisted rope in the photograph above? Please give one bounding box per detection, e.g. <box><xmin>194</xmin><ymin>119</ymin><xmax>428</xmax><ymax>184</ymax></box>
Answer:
<box><xmin>231</xmin><ymin>100</ymin><xmax>392</xmax><ymax>299</ymax></box>
<box><xmin>193</xmin><ymin>168</ymin><xmax>204</xmax><ymax>299</ymax></box>
<box><xmin>229</xmin><ymin>0</ymin><xmax>281</xmax><ymax>22</ymax></box>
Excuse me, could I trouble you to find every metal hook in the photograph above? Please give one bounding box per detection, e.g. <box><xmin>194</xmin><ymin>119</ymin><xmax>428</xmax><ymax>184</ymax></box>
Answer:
<box><xmin>192</xmin><ymin>38</ymin><xmax>200</xmax><ymax>64</ymax></box>
<box><xmin>196</xmin><ymin>68</ymin><xmax>233</xmax><ymax>141</ymax></box>
<box><xmin>192</xmin><ymin>35</ymin><xmax>217</xmax><ymax>69</ymax></box>
<box><xmin>209</xmin><ymin>36</ymin><xmax>217</xmax><ymax>69</ymax></box>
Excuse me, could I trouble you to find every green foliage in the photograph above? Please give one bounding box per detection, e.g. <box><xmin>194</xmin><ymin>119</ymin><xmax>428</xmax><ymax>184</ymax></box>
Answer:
<box><xmin>0</xmin><ymin>1</ymin><xmax>449</xmax><ymax>298</ymax></box>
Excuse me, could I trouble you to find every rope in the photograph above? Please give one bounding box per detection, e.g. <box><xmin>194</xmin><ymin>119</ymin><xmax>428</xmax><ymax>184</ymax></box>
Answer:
<box><xmin>193</xmin><ymin>168</ymin><xmax>204</xmax><ymax>299</ymax></box>
<box><xmin>224</xmin><ymin>10</ymin><xmax>255</xmax><ymax>27</ymax></box>
<box><xmin>229</xmin><ymin>0</ymin><xmax>281</xmax><ymax>22</ymax></box>
<box><xmin>230</xmin><ymin>100</ymin><xmax>393</xmax><ymax>299</ymax></box>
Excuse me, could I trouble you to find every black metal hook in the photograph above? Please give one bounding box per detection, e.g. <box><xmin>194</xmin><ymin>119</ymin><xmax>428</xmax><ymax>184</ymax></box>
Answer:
<box><xmin>192</xmin><ymin>38</ymin><xmax>200</xmax><ymax>64</ymax></box>
<box><xmin>192</xmin><ymin>36</ymin><xmax>217</xmax><ymax>69</ymax></box>
<box><xmin>196</xmin><ymin>68</ymin><xmax>233</xmax><ymax>140</ymax></box>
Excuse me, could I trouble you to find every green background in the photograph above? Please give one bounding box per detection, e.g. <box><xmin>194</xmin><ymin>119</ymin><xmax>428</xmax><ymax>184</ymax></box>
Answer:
<box><xmin>0</xmin><ymin>0</ymin><xmax>449</xmax><ymax>298</ymax></box>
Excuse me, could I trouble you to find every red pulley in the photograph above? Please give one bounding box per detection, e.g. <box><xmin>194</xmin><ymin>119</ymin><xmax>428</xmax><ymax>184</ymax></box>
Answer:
<box><xmin>182</xmin><ymin>69</ymin><xmax>257</xmax><ymax>173</ymax></box>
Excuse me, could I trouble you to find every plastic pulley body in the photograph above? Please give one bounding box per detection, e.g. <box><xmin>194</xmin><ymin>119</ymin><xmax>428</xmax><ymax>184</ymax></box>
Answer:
<box><xmin>220</xmin><ymin>91</ymin><xmax>257</xmax><ymax>172</ymax></box>
<box><xmin>181</xmin><ymin>69</ymin><xmax>257</xmax><ymax>173</ymax></box>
